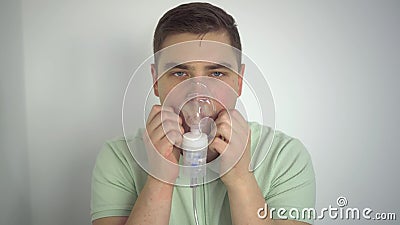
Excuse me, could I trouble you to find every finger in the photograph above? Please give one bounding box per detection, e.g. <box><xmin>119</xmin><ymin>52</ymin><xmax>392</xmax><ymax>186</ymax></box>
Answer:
<box><xmin>216</xmin><ymin>110</ymin><xmax>249</xmax><ymax>140</ymax></box>
<box><xmin>147</xmin><ymin>110</ymin><xmax>182</xmax><ymax>134</ymax></box>
<box><xmin>147</xmin><ymin>113</ymin><xmax>181</xmax><ymax>137</ymax></box>
<box><xmin>228</xmin><ymin>109</ymin><xmax>249</xmax><ymax>131</ymax></box>
<box><xmin>152</xmin><ymin>119</ymin><xmax>184</xmax><ymax>142</ymax></box>
<box><xmin>218</xmin><ymin>109</ymin><xmax>248</xmax><ymax>135</ymax></box>
<box><xmin>147</xmin><ymin>105</ymin><xmax>162</xmax><ymax>126</ymax></box>
<box><xmin>155</xmin><ymin>130</ymin><xmax>182</xmax><ymax>155</ymax></box>
<box><xmin>209</xmin><ymin>137</ymin><xmax>245</xmax><ymax>170</ymax></box>
<box><xmin>166</xmin><ymin>130</ymin><xmax>183</xmax><ymax>146</ymax></box>
<box><xmin>209</xmin><ymin>137</ymin><xmax>228</xmax><ymax>155</ymax></box>
<box><xmin>213</xmin><ymin>120</ymin><xmax>232</xmax><ymax>143</ymax></box>
<box><xmin>215</xmin><ymin>109</ymin><xmax>230</xmax><ymax>123</ymax></box>
<box><xmin>147</xmin><ymin>105</ymin><xmax>177</xmax><ymax>127</ymax></box>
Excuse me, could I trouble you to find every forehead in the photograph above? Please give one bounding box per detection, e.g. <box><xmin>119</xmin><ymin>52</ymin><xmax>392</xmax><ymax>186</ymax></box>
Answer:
<box><xmin>156</xmin><ymin>32</ymin><xmax>240</xmax><ymax>73</ymax></box>
<box><xmin>161</xmin><ymin>31</ymin><xmax>232</xmax><ymax>48</ymax></box>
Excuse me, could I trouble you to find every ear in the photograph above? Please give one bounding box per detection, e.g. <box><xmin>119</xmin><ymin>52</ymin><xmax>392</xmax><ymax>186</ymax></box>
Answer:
<box><xmin>237</xmin><ymin>64</ymin><xmax>245</xmax><ymax>96</ymax></box>
<box><xmin>151</xmin><ymin>64</ymin><xmax>159</xmax><ymax>97</ymax></box>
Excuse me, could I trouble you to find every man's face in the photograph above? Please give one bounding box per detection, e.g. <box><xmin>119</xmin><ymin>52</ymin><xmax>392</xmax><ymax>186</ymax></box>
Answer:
<box><xmin>151</xmin><ymin>31</ymin><xmax>245</xmax><ymax>120</ymax></box>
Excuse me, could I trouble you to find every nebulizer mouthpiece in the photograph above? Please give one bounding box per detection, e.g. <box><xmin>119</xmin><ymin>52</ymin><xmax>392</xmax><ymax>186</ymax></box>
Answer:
<box><xmin>182</xmin><ymin>96</ymin><xmax>214</xmax><ymax>133</ymax></box>
<box><xmin>180</xmin><ymin>81</ymin><xmax>215</xmax><ymax>187</ymax></box>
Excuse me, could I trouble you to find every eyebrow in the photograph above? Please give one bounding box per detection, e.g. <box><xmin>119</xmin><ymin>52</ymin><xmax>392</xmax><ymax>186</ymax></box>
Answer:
<box><xmin>205</xmin><ymin>63</ymin><xmax>233</xmax><ymax>70</ymax></box>
<box><xmin>163</xmin><ymin>62</ymin><xmax>234</xmax><ymax>71</ymax></box>
<box><xmin>164</xmin><ymin>63</ymin><xmax>189</xmax><ymax>70</ymax></box>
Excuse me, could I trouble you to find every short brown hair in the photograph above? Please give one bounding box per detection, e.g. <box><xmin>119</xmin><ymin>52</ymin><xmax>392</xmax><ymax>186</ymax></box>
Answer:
<box><xmin>153</xmin><ymin>2</ymin><xmax>241</xmax><ymax>54</ymax></box>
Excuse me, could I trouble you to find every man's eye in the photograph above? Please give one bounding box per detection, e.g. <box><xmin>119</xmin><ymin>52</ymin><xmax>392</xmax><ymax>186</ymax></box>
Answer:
<box><xmin>211</xmin><ymin>72</ymin><xmax>224</xmax><ymax>77</ymax></box>
<box><xmin>172</xmin><ymin>71</ymin><xmax>187</xmax><ymax>77</ymax></box>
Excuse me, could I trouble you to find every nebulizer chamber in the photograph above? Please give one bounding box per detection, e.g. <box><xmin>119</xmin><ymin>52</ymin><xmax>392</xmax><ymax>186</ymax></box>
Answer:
<box><xmin>182</xmin><ymin>98</ymin><xmax>214</xmax><ymax>179</ymax></box>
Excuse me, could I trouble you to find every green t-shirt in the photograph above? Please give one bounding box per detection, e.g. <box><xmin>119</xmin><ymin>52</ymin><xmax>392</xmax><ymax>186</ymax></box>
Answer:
<box><xmin>91</xmin><ymin>122</ymin><xmax>316</xmax><ymax>224</ymax></box>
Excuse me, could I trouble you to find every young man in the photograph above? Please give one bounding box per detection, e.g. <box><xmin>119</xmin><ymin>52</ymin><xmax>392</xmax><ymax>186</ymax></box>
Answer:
<box><xmin>91</xmin><ymin>2</ymin><xmax>315</xmax><ymax>225</ymax></box>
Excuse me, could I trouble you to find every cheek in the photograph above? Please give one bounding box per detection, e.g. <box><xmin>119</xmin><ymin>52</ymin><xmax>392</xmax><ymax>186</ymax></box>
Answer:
<box><xmin>228</xmin><ymin>77</ymin><xmax>240</xmax><ymax>93</ymax></box>
<box><xmin>157</xmin><ymin>80</ymin><xmax>176</xmax><ymax>102</ymax></box>
<box><xmin>212</xmin><ymin>96</ymin><xmax>236</xmax><ymax>116</ymax></box>
<box><xmin>211</xmin><ymin>79</ymin><xmax>239</xmax><ymax>112</ymax></box>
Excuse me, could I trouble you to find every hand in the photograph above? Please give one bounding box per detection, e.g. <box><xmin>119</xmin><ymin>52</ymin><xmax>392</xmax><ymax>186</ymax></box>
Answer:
<box><xmin>143</xmin><ymin>105</ymin><xmax>184</xmax><ymax>183</ymax></box>
<box><xmin>209</xmin><ymin>109</ymin><xmax>252</xmax><ymax>188</ymax></box>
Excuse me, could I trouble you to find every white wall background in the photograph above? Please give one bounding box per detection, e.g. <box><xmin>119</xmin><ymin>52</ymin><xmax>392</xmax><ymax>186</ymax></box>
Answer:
<box><xmin>1</xmin><ymin>0</ymin><xmax>399</xmax><ymax>225</ymax></box>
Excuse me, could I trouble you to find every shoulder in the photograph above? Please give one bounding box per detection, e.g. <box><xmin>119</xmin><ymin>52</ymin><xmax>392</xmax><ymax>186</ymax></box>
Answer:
<box><xmin>98</xmin><ymin>129</ymin><xmax>145</xmax><ymax>162</ymax></box>
<box><xmin>93</xmin><ymin>130</ymin><xmax>147</xmax><ymax>182</ymax></box>
<box><xmin>248</xmin><ymin>121</ymin><xmax>312</xmax><ymax>164</ymax></box>
<box><xmin>248</xmin><ymin>122</ymin><xmax>315</xmax><ymax>191</ymax></box>
<box><xmin>96</xmin><ymin>136</ymin><xmax>133</xmax><ymax>168</ymax></box>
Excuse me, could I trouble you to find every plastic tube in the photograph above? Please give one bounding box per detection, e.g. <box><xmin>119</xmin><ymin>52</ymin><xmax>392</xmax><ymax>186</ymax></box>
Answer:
<box><xmin>192</xmin><ymin>178</ymin><xmax>200</xmax><ymax>225</ymax></box>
